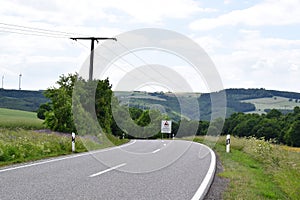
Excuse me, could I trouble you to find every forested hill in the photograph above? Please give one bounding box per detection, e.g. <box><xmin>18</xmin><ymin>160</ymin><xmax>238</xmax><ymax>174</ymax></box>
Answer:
<box><xmin>1</xmin><ymin>88</ymin><xmax>300</xmax><ymax>119</ymax></box>
<box><xmin>225</xmin><ymin>88</ymin><xmax>300</xmax><ymax>100</ymax></box>
<box><xmin>115</xmin><ymin>88</ymin><xmax>300</xmax><ymax>121</ymax></box>
<box><xmin>0</xmin><ymin>89</ymin><xmax>48</xmax><ymax>112</ymax></box>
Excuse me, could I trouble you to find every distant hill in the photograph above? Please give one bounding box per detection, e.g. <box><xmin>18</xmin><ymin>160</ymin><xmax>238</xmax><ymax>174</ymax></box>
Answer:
<box><xmin>0</xmin><ymin>89</ymin><xmax>48</xmax><ymax>112</ymax></box>
<box><xmin>115</xmin><ymin>88</ymin><xmax>300</xmax><ymax>121</ymax></box>
<box><xmin>1</xmin><ymin>88</ymin><xmax>300</xmax><ymax>120</ymax></box>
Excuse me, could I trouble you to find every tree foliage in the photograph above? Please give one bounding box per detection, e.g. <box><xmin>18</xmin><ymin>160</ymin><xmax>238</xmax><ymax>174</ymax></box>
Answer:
<box><xmin>224</xmin><ymin>106</ymin><xmax>300</xmax><ymax>147</ymax></box>
<box><xmin>42</xmin><ymin>74</ymin><xmax>114</xmax><ymax>134</ymax></box>
<box><xmin>44</xmin><ymin>74</ymin><xmax>76</xmax><ymax>132</ymax></box>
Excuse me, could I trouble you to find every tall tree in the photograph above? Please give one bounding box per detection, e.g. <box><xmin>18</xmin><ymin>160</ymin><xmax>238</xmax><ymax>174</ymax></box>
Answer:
<box><xmin>43</xmin><ymin>74</ymin><xmax>115</xmax><ymax>135</ymax></box>
<box><xmin>44</xmin><ymin>73</ymin><xmax>77</xmax><ymax>132</ymax></box>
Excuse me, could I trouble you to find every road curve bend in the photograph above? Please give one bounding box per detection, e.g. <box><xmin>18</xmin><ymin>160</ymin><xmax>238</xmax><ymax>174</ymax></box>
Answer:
<box><xmin>0</xmin><ymin>140</ymin><xmax>216</xmax><ymax>200</ymax></box>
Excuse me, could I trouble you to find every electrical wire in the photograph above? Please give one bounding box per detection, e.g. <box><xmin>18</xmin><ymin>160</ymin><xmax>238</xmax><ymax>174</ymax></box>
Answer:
<box><xmin>0</xmin><ymin>29</ymin><xmax>68</xmax><ymax>38</ymax></box>
<box><xmin>0</xmin><ymin>22</ymin><xmax>86</xmax><ymax>37</ymax></box>
<box><xmin>0</xmin><ymin>22</ymin><xmax>188</xmax><ymax>93</ymax></box>
<box><xmin>0</xmin><ymin>26</ymin><xmax>70</xmax><ymax>37</ymax></box>
<box><xmin>116</xmin><ymin>40</ymin><xmax>189</xmax><ymax>92</ymax></box>
<box><xmin>76</xmin><ymin>40</ymin><xmax>165</xmax><ymax>95</ymax></box>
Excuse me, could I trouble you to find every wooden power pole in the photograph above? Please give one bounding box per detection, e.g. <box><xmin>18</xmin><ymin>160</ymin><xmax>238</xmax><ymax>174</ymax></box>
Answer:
<box><xmin>70</xmin><ymin>37</ymin><xmax>117</xmax><ymax>81</ymax></box>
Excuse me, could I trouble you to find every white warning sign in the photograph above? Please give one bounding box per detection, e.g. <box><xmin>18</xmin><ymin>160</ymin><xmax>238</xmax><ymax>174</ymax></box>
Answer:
<box><xmin>161</xmin><ymin>120</ymin><xmax>172</xmax><ymax>133</ymax></box>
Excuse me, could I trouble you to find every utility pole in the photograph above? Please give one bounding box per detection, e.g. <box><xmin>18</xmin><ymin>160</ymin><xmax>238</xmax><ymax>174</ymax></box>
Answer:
<box><xmin>19</xmin><ymin>73</ymin><xmax>22</xmax><ymax>90</ymax></box>
<box><xmin>1</xmin><ymin>75</ymin><xmax>4</xmax><ymax>89</ymax></box>
<box><xmin>70</xmin><ymin>37</ymin><xmax>117</xmax><ymax>81</ymax></box>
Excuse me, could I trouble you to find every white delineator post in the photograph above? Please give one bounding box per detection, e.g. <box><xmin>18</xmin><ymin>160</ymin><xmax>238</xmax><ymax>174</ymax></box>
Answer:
<box><xmin>226</xmin><ymin>134</ymin><xmax>230</xmax><ymax>153</ymax></box>
<box><xmin>72</xmin><ymin>132</ymin><xmax>75</xmax><ymax>152</ymax></box>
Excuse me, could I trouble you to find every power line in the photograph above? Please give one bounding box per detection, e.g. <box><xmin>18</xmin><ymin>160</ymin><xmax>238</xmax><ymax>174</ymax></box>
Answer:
<box><xmin>0</xmin><ymin>22</ymin><xmax>85</xmax><ymax>37</ymax></box>
<box><xmin>0</xmin><ymin>22</ymin><xmax>88</xmax><ymax>39</ymax></box>
<box><xmin>70</xmin><ymin>37</ymin><xmax>117</xmax><ymax>81</ymax></box>
<box><xmin>0</xmin><ymin>26</ymin><xmax>71</xmax><ymax>37</ymax></box>
<box><xmin>117</xmin><ymin>40</ymin><xmax>188</xmax><ymax>92</ymax></box>
<box><xmin>0</xmin><ymin>23</ymin><xmax>171</xmax><ymax>93</ymax></box>
<box><xmin>0</xmin><ymin>29</ymin><xmax>68</xmax><ymax>38</ymax></box>
<box><xmin>0</xmin><ymin>22</ymin><xmax>188</xmax><ymax>92</ymax></box>
<box><xmin>75</xmin><ymin>40</ymin><xmax>163</xmax><ymax>94</ymax></box>
<box><xmin>76</xmin><ymin>38</ymin><xmax>175</xmax><ymax>94</ymax></box>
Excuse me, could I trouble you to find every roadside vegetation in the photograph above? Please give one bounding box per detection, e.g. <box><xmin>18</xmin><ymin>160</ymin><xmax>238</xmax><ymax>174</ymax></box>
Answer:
<box><xmin>1</xmin><ymin>73</ymin><xmax>300</xmax><ymax>199</ymax></box>
<box><xmin>0</xmin><ymin>129</ymin><xmax>128</xmax><ymax>167</ymax></box>
<box><xmin>192</xmin><ymin>136</ymin><xmax>300</xmax><ymax>199</ymax></box>
<box><xmin>223</xmin><ymin>107</ymin><xmax>300</xmax><ymax>147</ymax></box>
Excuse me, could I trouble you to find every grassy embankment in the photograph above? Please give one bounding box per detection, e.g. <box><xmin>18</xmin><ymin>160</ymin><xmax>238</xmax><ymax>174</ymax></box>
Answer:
<box><xmin>191</xmin><ymin>136</ymin><xmax>300</xmax><ymax>199</ymax></box>
<box><xmin>0</xmin><ymin>108</ymin><xmax>129</xmax><ymax>167</ymax></box>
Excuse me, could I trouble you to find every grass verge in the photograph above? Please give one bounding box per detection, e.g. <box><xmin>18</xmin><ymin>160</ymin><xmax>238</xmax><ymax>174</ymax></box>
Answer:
<box><xmin>191</xmin><ymin>136</ymin><xmax>300</xmax><ymax>200</ymax></box>
<box><xmin>0</xmin><ymin>129</ymin><xmax>129</xmax><ymax>167</ymax></box>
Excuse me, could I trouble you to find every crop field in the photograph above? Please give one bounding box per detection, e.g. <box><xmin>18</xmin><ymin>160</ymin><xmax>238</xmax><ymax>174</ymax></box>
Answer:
<box><xmin>0</xmin><ymin>108</ymin><xmax>44</xmax><ymax>129</ymax></box>
<box><xmin>242</xmin><ymin>96</ymin><xmax>300</xmax><ymax>114</ymax></box>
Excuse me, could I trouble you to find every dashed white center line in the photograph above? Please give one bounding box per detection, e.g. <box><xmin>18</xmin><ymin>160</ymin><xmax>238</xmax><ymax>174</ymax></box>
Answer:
<box><xmin>89</xmin><ymin>163</ymin><xmax>127</xmax><ymax>177</ymax></box>
<box><xmin>152</xmin><ymin>149</ymin><xmax>161</xmax><ymax>153</ymax></box>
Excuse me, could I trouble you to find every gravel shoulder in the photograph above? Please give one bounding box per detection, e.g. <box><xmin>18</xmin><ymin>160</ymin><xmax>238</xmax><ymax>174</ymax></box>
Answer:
<box><xmin>204</xmin><ymin>152</ymin><xmax>229</xmax><ymax>200</ymax></box>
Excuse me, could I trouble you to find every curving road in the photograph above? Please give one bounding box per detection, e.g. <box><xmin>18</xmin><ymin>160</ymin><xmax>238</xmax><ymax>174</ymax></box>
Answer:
<box><xmin>0</xmin><ymin>140</ymin><xmax>215</xmax><ymax>200</ymax></box>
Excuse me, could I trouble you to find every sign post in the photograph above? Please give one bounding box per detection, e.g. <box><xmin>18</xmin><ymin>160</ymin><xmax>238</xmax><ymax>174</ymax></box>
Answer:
<box><xmin>72</xmin><ymin>132</ymin><xmax>75</xmax><ymax>152</ymax></box>
<box><xmin>226</xmin><ymin>134</ymin><xmax>230</xmax><ymax>153</ymax></box>
<box><xmin>161</xmin><ymin>120</ymin><xmax>172</xmax><ymax>139</ymax></box>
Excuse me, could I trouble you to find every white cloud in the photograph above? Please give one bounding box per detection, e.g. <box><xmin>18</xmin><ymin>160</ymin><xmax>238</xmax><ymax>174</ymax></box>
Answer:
<box><xmin>100</xmin><ymin>0</ymin><xmax>216</xmax><ymax>24</ymax></box>
<box><xmin>224</xmin><ymin>0</ymin><xmax>231</xmax><ymax>5</ymax></box>
<box><xmin>235</xmin><ymin>29</ymin><xmax>300</xmax><ymax>51</ymax></box>
<box><xmin>194</xmin><ymin>36</ymin><xmax>223</xmax><ymax>53</ymax></box>
<box><xmin>0</xmin><ymin>0</ymin><xmax>300</xmax><ymax>92</ymax></box>
<box><xmin>2</xmin><ymin>0</ymin><xmax>213</xmax><ymax>26</ymax></box>
<box><xmin>212</xmin><ymin>29</ymin><xmax>300</xmax><ymax>91</ymax></box>
<box><xmin>189</xmin><ymin>0</ymin><xmax>300</xmax><ymax>30</ymax></box>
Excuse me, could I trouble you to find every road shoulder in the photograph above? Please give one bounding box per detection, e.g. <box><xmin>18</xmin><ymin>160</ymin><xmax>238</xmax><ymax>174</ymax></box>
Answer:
<box><xmin>204</xmin><ymin>152</ymin><xmax>229</xmax><ymax>200</ymax></box>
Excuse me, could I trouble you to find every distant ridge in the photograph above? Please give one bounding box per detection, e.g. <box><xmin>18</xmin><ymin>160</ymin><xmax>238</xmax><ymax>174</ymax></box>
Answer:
<box><xmin>1</xmin><ymin>88</ymin><xmax>300</xmax><ymax>119</ymax></box>
<box><xmin>0</xmin><ymin>89</ymin><xmax>48</xmax><ymax>112</ymax></box>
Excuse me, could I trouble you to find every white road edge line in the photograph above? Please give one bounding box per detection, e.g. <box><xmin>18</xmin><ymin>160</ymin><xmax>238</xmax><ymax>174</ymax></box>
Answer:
<box><xmin>191</xmin><ymin>144</ymin><xmax>216</xmax><ymax>200</ymax></box>
<box><xmin>152</xmin><ymin>149</ymin><xmax>160</xmax><ymax>153</ymax></box>
<box><xmin>0</xmin><ymin>140</ymin><xmax>136</xmax><ymax>173</ymax></box>
<box><xmin>89</xmin><ymin>163</ymin><xmax>126</xmax><ymax>177</ymax></box>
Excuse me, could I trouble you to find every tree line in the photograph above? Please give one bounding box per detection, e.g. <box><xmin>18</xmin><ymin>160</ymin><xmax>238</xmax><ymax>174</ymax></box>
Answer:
<box><xmin>38</xmin><ymin>73</ymin><xmax>300</xmax><ymax>147</ymax></box>
<box><xmin>223</xmin><ymin>108</ymin><xmax>300</xmax><ymax>147</ymax></box>
<box><xmin>37</xmin><ymin>73</ymin><xmax>166</xmax><ymax>139</ymax></box>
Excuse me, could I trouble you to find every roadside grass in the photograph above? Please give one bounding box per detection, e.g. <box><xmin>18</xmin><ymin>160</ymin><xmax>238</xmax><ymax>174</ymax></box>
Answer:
<box><xmin>191</xmin><ymin>136</ymin><xmax>300</xmax><ymax>200</ymax></box>
<box><xmin>0</xmin><ymin>108</ymin><xmax>44</xmax><ymax>129</ymax></box>
<box><xmin>0</xmin><ymin>129</ymin><xmax>129</xmax><ymax>167</ymax></box>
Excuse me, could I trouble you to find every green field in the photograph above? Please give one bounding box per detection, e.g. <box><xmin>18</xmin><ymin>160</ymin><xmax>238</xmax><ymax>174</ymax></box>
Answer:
<box><xmin>0</xmin><ymin>108</ymin><xmax>44</xmax><ymax>129</ymax></box>
<box><xmin>242</xmin><ymin>96</ymin><xmax>300</xmax><ymax>114</ymax></box>
<box><xmin>191</xmin><ymin>136</ymin><xmax>300</xmax><ymax>199</ymax></box>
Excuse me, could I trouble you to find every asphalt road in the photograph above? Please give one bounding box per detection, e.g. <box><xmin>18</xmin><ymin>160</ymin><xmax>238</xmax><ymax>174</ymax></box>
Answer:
<box><xmin>0</xmin><ymin>140</ymin><xmax>215</xmax><ymax>200</ymax></box>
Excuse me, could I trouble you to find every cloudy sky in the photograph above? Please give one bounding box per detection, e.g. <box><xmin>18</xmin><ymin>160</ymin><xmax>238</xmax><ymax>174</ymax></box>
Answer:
<box><xmin>0</xmin><ymin>0</ymin><xmax>299</xmax><ymax>92</ymax></box>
